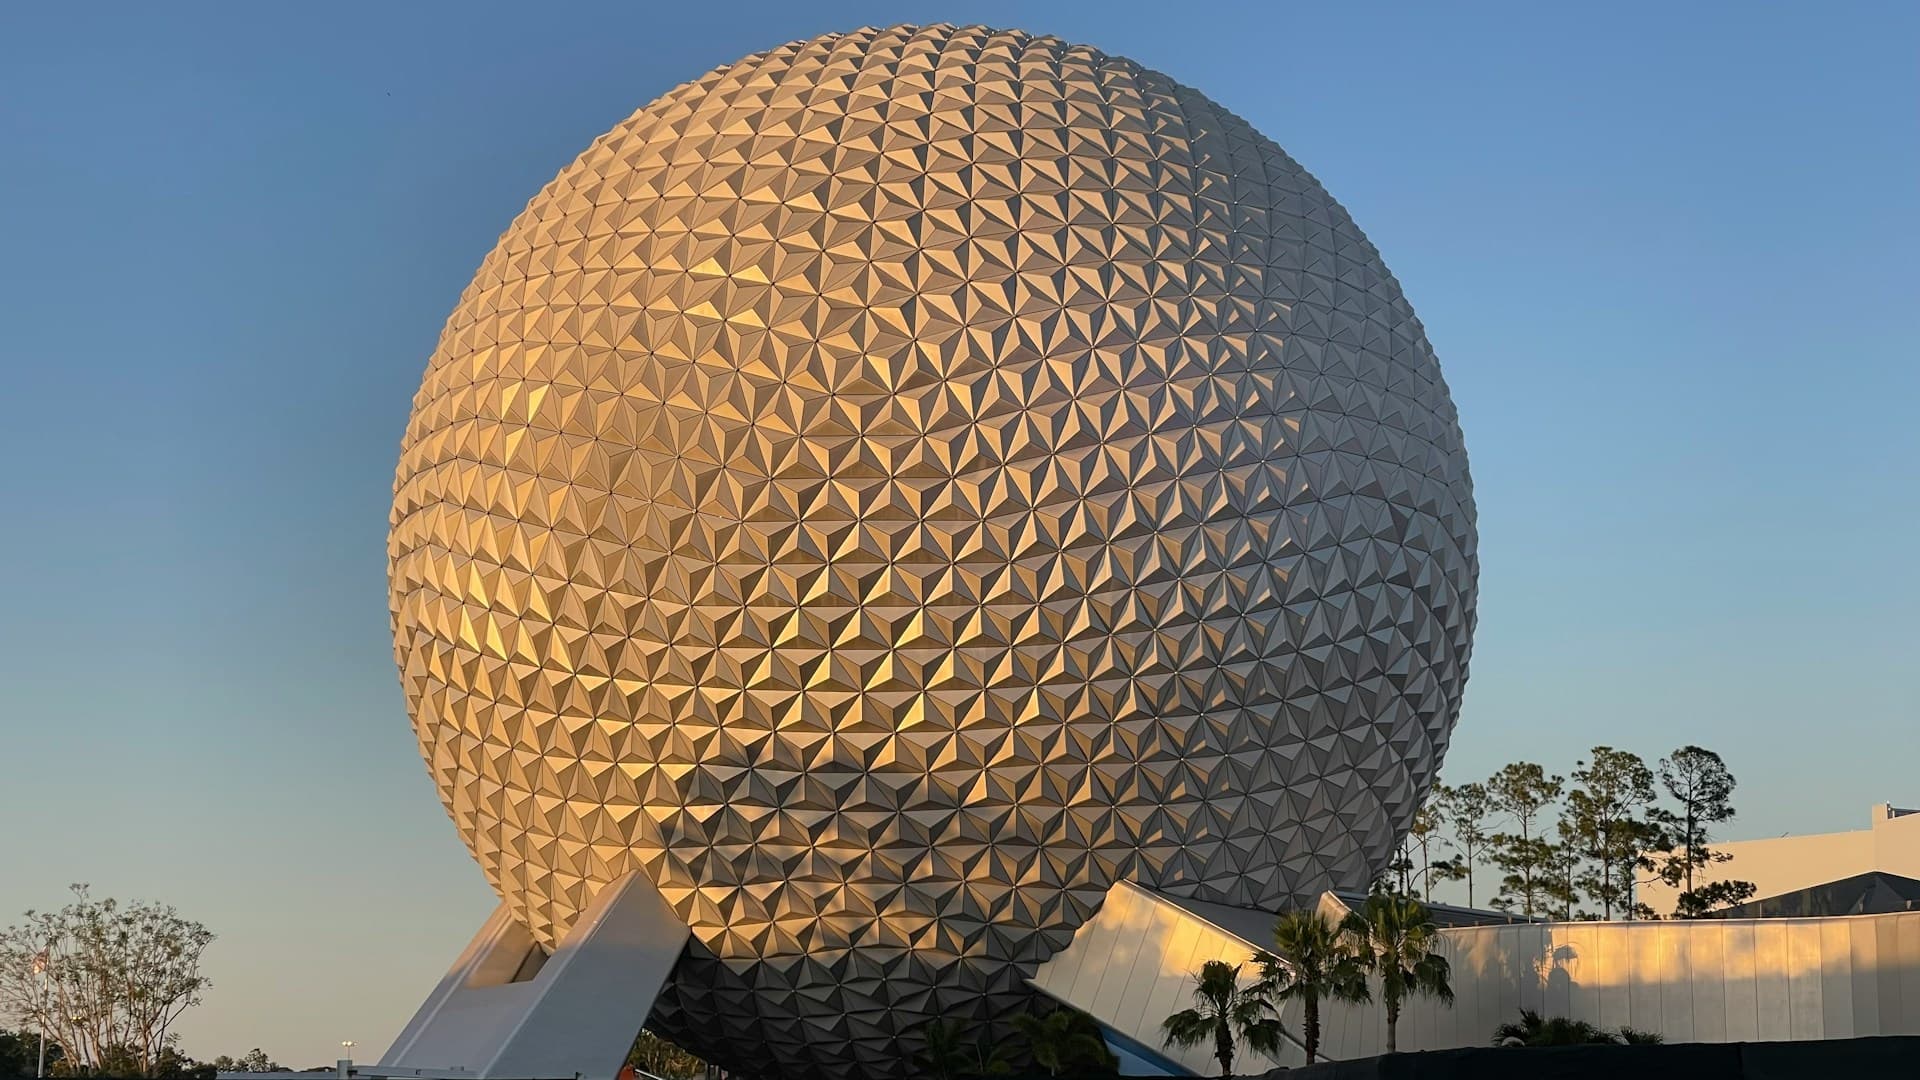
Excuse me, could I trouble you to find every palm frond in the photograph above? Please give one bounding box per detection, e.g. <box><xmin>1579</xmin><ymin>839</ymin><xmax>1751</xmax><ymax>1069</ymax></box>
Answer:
<box><xmin>1160</xmin><ymin>1008</ymin><xmax>1211</xmax><ymax>1049</ymax></box>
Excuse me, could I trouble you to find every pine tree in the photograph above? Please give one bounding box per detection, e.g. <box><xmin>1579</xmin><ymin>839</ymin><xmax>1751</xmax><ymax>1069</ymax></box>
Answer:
<box><xmin>1563</xmin><ymin>747</ymin><xmax>1659</xmax><ymax>919</ymax></box>
<box><xmin>1436</xmin><ymin>783</ymin><xmax>1497</xmax><ymax>908</ymax></box>
<box><xmin>1651</xmin><ymin>746</ymin><xmax>1756</xmax><ymax>917</ymax></box>
<box><xmin>1541</xmin><ymin>816</ymin><xmax>1585</xmax><ymax>921</ymax></box>
<box><xmin>1487</xmin><ymin>764</ymin><xmax>1564</xmax><ymax>916</ymax></box>
<box><xmin>1407</xmin><ymin>800</ymin><xmax>1448</xmax><ymax>898</ymax></box>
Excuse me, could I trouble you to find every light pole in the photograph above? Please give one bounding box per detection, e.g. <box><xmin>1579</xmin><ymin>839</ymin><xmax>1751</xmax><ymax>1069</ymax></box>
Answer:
<box><xmin>31</xmin><ymin>951</ymin><xmax>47</xmax><ymax>1079</ymax></box>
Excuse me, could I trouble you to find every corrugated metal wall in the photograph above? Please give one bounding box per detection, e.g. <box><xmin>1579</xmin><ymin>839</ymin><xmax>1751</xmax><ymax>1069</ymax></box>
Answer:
<box><xmin>1031</xmin><ymin>882</ymin><xmax>1920</xmax><ymax>1073</ymax></box>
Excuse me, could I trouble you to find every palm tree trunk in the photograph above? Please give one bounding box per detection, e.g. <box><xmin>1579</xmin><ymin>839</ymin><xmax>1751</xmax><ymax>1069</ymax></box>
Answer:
<box><xmin>1386</xmin><ymin>996</ymin><xmax>1399</xmax><ymax>1054</ymax></box>
<box><xmin>1216</xmin><ymin>1021</ymin><xmax>1233</xmax><ymax>1079</ymax></box>
<box><xmin>1304</xmin><ymin>998</ymin><xmax>1320</xmax><ymax>1063</ymax></box>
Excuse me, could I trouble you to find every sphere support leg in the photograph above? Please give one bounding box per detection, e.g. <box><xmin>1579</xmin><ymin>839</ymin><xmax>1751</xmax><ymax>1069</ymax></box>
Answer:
<box><xmin>369</xmin><ymin>872</ymin><xmax>690</xmax><ymax>1080</ymax></box>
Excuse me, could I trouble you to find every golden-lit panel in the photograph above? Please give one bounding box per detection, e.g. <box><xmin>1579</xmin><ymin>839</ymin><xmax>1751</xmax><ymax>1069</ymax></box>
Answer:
<box><xmin>390</xmin><ymin>23</ymin><xmax>1475</xmax><ymax>1080</ymax></box>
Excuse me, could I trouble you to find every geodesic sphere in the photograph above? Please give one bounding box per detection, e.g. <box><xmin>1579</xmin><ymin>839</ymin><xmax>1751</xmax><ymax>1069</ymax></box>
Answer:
<box><xmin>389</xmin><ymin>23</ymin><xmax>1476</xmax><ymax>1080</ymax></box>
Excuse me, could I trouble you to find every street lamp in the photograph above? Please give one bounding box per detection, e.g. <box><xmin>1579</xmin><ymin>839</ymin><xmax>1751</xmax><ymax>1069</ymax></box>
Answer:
<box><xmin>31</xmin><ymin>952</ymin><xmax>46</xmax><ymax>1080</ymax></box>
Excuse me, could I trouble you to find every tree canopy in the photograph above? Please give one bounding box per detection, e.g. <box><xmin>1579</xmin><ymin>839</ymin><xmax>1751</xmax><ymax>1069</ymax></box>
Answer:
<box><xmin>1417</xmin><ymin>742</ymin><xmax>1753</xmax><ymax>920</ymax></box>
<box><xmin>1256</xmin><ymin>910</ymin><xmax>1368</xmax><ymax>1063</ymax></box>
<box><xmin>0</xmin><ymin>886</ymin><xmax>214</xmax><ymax>1079</ymax></box>
<box><xmin>1341</xmin><ymin>893</ymin><xmax>1454</xmax><ymax>1054</ymax></box>
<box><xmin>1160</xmin><ymin>959</ymin><xmax>1279</xmax><ymax>1078</ymax></box>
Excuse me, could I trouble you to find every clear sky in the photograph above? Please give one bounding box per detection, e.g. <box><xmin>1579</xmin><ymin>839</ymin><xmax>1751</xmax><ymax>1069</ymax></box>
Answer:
<box><xmin>1</xmin><ymin>0</ymin><xmax>1914</xmax><ymax>1068</ymax></box>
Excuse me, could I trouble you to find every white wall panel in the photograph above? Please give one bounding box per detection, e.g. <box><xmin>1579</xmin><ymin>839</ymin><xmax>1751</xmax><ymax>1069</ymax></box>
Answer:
<box><xmin>1753</xmin><ymin>922</ymin><xmax>1792</xmax><ymax>1039</ymax></box>
<box><xmin>1558</xmin><ymin>923</ymin><xmax>1592</xmax><ymax>1027</ymax></box>
<box><xmin>1896</xmin><ymin>916</ymin><xmax>1920</xmax><ymax>1034</ymax></box>
<box><xmin>1543</xmin><ymin>925</ymin><xmax>1573</xmax><ymax>1022</ymax></box>
<box><xmin>1786</xmin><ymin>920</ymin><xmax>1823</xmax><ymax>1040</ymax></box>
<box><xmin>1848</xmin><ymin>916</ymin><xmax>1879</xmax><ymax>1035</ymax></box>
<box><xmin>1448</xmin><ymin>928</ymin><xmax>1487</xmax><ymax>1047</ymax></box>
<box><xmin>1874</xmin><ymin>916</ymin><xmax>1904</xmax><ymax>1034</ymax></box>
<box><xmin>1107</xmin><ymin>891</ymin><xmax>1169</xmax><ymax>1045</ymax></box>
<box><xmin>1495</xmin><ymin>927</ymin><xmax>1525</xmax><ymax>1036</ymax></box>
<box><xmin>1659</xmin><ymin>923</ymin><xmax>1695</xmax><ymax>1042</ymax></box>
<box><xmin>1627</xmin><ymin>924</ymin><xmax>1662</xmax><ymax>1032</ymax></box>
<box><xmin>1689</xmin><ymin>922</ymin><xmax>1728</xmax><ymax>1043</ymax></box>
<box><xmin>1723</xmin><ymin>921</ymin><xmax>1759</xmax><ymax>1042</ymax></box>
<box><xmin>1036</xmin><ymin>884</ymin><xmax>1920</xmax><ymax>1073</ymax></box>
<box><xmin>1087</xmin><ymin>905</ymin><xmax>1146</xmax><ymax>1028</ymax></box>
<box><xmin>1820</xmin><ymin>919</ymin><xmax>1855</xmax><ymax>1039</ymax></box>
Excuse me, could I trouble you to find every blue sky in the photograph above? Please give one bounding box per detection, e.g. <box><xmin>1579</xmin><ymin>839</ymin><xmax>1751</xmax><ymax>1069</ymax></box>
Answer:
<box><xmin>0</xmin><ymin>0</ymin><xmax>1913</xmax><ymax>1067</ymax></box>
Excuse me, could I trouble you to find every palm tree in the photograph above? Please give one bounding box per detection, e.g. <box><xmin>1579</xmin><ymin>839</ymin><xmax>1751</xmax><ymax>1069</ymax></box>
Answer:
<box><xmin>910</xmin><ymin>1014</ymin><xmax>975</xmax><ymax>1068</ymax></box>
<box><xmin>1340</xmin><ymin>892</ymin><xmax>1456</xmax><ymax>1053</ymax></box>
<box><xmin>1492</xmin><ymin>1009</ymin><xmax>1660</xmax><ymax>1046</ymax></box>
<box><xmin>1257</xmin><ymin>909</ymin><xmax>1370</xmax><ymax>1063</ymax></box>
<box><xmin>1160</xmin><ymin>959</ymin><xmax>1282</xmax><ymax>1078</ymax></box>
<box><xmin>1012</xmin><ymin>1009</ymin><xmax>1115</xmax><ymax>1077</ymax></box>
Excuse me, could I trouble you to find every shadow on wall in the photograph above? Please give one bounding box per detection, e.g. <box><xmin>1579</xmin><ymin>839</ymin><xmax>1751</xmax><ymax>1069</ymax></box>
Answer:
<box><xmin>1315</xmin><ymin>910</ymin><xmax>1920</xmax><ymax>1057</ymax></box>
<box><xmin>1257</xmin><ymin>1036</ymin><xmax>1920</xmax><ymax>1080</ymax></box>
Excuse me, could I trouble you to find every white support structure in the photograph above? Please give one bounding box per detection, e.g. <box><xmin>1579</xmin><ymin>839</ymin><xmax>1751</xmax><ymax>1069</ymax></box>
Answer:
<box><xmin>1030</xmin><ymin>881</ymin><xmax>1305</xmax><ymax>1074</ymax></box>
<box><xmin>373</xmin><ymin>872</ymin><xmax>689</xmax><ymax>1080</ymax></box>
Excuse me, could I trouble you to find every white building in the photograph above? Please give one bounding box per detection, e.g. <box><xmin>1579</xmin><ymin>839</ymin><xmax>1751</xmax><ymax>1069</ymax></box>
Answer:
<box><xmin>1640</xmin><ymin>804</ymin><xmax>1920</xmax><ymax>916</ymax></box>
